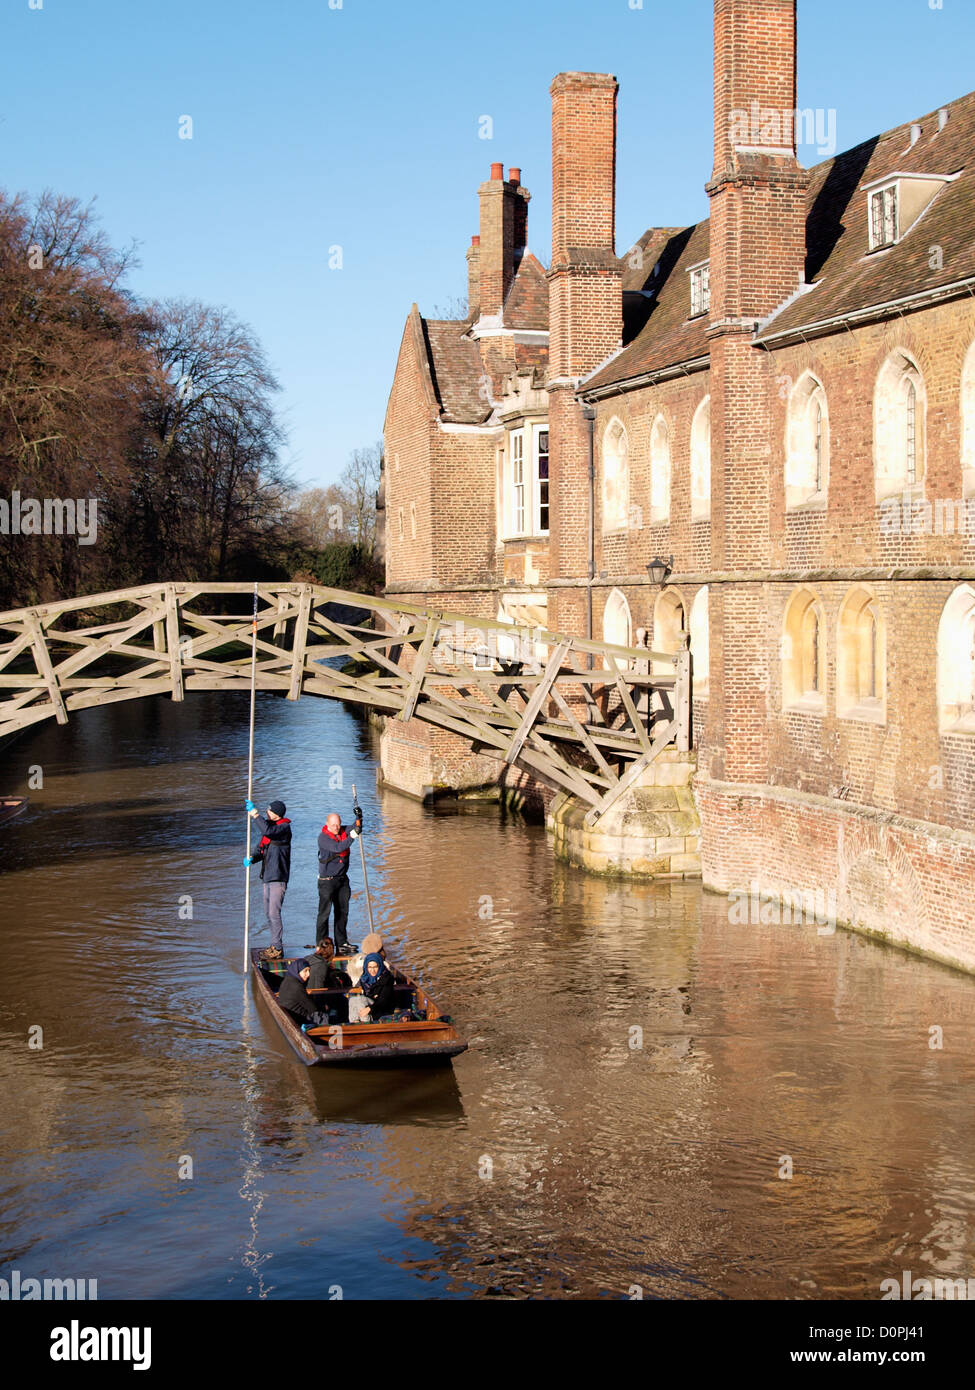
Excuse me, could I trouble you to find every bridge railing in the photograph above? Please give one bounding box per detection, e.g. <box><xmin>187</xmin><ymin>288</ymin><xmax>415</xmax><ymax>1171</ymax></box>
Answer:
<box><xmin>0</xmin><ymin>582</ymin><xmax>692</xmax><ymax>817</ymax></box>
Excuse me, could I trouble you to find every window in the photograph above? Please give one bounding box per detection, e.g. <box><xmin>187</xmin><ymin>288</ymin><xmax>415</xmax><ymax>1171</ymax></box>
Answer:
<box><xmin>502</xmin><ymin>424</ymin><xmax>550</xmax><ymax>539</ymax></box>
<box><xmin>650</xmin><ymin>415</ymin><xmax>671</xmax><ymax>524</ymax></box>
<box><xmin>536</xmin><ymin>427</ymin><xmax>550</xmax><ymax>534</ymax></box>
<box><xmin>838</xmin><ymin>588</ymin><xmax>885</xmax><ymax>721</ymax></box>
<box><xmin>869</xmin><ymin>185</ymin><xmax>898</xmax><ymax>250</ymax></box>
<box><xmin>602</xmin><ymin>588</ymin><xmax>633</xmax><ymax>669</ymax></box>
<box><xmin>691</xmin><ymin>396</ymin><xmax>711</xmax><ymax>521</ymax></box>
<box><xmin>512</xmin><ymin>430</ymin><xmax>526</xmax><ymax>535</ymax></box>
<box><xmin>874</xmin><ymin>351</ymin><xmax>926</xmax><ymax>501</ymax></box>
<box><xmin>602</xmin><ymin>418</ymin><xmax>629</xmax><ymax>532</ymax></box>
<box><xmin>397</xmin><ymin>507</ymin><xmax>403</xmax><ymax>539</ymax></box>
<box><xmin>689</xmin><ymin>261</ymin><xmax>710</xmax><ymax>317</ymax></box>
<box><xmin>938</xmin><ymin>584</ymin><xmax>975</xmax><ymax>733</ymax></box>
<box><xmin>689</xmin><ymin>587</ymin><xmax>710</xmax><ymax>699</ymax></box>
<box><xmin>652</xmin><ymin>588</ymin><xmax>686</xmax><ymax>677</ymax></box>
<box><xmin>785</xmin><ymin>373</ymin><xmax>829</xmax><ymax>508</ymax></box>
<box><xmin>410</xmin><ymin>501</ymin><xmax>417</xmax><ymax>539</ymax></box>
<box><xmin>782</xmin><ymin>589</ymin><xmax>826</xmax><ymax>710</ymax></box>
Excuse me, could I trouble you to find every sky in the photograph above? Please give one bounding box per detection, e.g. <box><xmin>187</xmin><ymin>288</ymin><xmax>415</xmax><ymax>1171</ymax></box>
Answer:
<box><xmin>2</xmin><ymin>0</ymin><xmax>973</xmax><ymax>490</ymax></box>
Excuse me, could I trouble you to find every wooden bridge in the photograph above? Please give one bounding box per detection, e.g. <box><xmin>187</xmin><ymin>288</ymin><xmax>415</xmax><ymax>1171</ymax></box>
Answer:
<box><xmin>0</xmin><ymin>582</ymin><xmax>691</xmax><ymax>823</ymax></box>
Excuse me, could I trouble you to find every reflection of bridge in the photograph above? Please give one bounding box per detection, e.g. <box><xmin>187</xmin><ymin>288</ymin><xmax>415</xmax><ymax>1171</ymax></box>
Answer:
<box><xmin>0</xmin><ymin>583</ymin><xmax>690</xmax><ymax>820</ymax></box>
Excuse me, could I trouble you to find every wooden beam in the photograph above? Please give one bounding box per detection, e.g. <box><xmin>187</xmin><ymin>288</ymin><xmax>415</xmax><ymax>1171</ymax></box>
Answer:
<box><xmin>504</xmin><ymin>640</ymin><xmax>568</xmax><ymax>765</ymax></box>
<box><xmin>398</xmin><ymin>617</ymin><xmax>438</xmax><ymax>722</ymax></box>
<box><xmin>606</xmin><ymin>654</ymin><xmax>652</xmax><ymax>755</ymax></box>
<box><xmin>165</xmin><ymin>586</ymin><xmax>184</xmax><ymax>702</ymax></box>
<box><xmin>24</xmin><ymin>612</ymin><xmax>67</xmax><ymax>725</ymax></box>
<box><xmin>288</xmin><ymin>586</ymin><xmax>312</xmax><ymax>701</ymax></box>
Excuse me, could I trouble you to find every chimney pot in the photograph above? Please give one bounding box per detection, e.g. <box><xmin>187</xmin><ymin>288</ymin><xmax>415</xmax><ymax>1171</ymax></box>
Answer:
<box><xmin>490</xmin><ymin>162</ymin><xmax>504</xmax><ymax>180</ymax></box>
<box><xmin>939</xmin><ymin>107</ymin><xmax>949</xmax><ymax>131</ymax></box>
<box><xmin>910</xmin><ymin>122</ymin><xmax>922</xmax><ymax>146</ymax></box>
<box><xmin>509</xmin><ymin>167</ymin><xmax>521</xmax><ymax>185</ymax></box>
<box><xmin>472</xmin><ymin>235</ymin><xmax>480</xmax><ymax>246</ymax></box>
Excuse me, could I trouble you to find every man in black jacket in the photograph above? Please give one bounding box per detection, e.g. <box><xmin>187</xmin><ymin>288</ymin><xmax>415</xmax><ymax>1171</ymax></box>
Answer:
<box><xmin>246</xmin><ymin>799</ymin><xmax>291</xmax><ymax>962</ymax></box>
<box><xmin>276</xmin><ymin>960</ymin><xmax>328</xmax><ymax>1029</ymax></box>
<box><xmin>315</xmin><ymin>800</ymin><xmax>363</xmax><ymax>952</ymax></box>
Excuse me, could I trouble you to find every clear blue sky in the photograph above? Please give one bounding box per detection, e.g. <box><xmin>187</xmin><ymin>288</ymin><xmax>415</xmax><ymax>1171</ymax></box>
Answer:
<box><xmin>2</xmin><ymin>0</ymin><xmax>972</xmax><ymax>490</ymax></box>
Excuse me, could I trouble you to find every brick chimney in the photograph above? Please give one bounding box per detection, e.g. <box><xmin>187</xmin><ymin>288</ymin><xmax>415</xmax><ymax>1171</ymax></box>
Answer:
<box><xmin>466</xmin><ymin>235</ymin><xmax>480</xmax><ymax>318</ymax></box>
<box><xmin>705</xmin><ymin>0</ymin><xmax>809</xmax><ymax>786</ymax></box>
<box><xmin>477</xmin><ymin>164</ymin><xmax>530</xmax><ymax>320</ymax></box>
<box><xmin>547</xmin><ymin>72</ymin><xmax>623</xmax><ymax>631</ymax></box>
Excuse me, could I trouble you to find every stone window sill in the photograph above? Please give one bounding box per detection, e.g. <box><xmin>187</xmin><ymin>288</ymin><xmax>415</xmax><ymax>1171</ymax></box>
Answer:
<box><xmin>784</xmin><ymin>695</ymin><xmax>826</xmax><ymax>716</ymax></box>
<box><xmin>837</xmin><ymin>700</ymin><xmax>885</xmax><ymax>726</ymax></box>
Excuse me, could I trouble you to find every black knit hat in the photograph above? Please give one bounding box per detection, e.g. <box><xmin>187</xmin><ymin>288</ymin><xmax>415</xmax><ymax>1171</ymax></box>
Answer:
<box><xmin>269</xmin><ymin>800</ymin><xmax>286</xmax><ymax>817</ymax></box>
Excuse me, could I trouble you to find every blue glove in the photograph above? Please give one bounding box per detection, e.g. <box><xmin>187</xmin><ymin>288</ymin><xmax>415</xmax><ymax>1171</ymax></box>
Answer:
<box><xmin>243</xmin><ymin>855</ymin><xmax>253</xmax><ymax>867</ymax></box>
<box><xmin>245</xmin><ymin>800</ymin><xmax>256</xmax><ymax>812</ymax></box>
<box><xmin>301</xmin><ymin>1023</ymin><xmax>310</xmax><ymax>1034</ymax></box>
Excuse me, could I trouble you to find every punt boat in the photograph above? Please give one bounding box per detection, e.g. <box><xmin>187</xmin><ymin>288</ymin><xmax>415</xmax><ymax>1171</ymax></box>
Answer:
<box><xmin>250</xmin><ymin>946</ymin><xmax>468</xmax><ymax>1067</ymax></box>
<box><xmin>0</xmin><ymin>797</ymin><xmax>27</xmax><ymax>826</ymax></box>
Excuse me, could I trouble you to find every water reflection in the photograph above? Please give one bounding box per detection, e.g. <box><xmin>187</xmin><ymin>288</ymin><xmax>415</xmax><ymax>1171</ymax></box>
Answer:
<box><xmin>1</xmin><ymin>692</ymin><xmax>974</xmax><ymax>1299</ymax></box>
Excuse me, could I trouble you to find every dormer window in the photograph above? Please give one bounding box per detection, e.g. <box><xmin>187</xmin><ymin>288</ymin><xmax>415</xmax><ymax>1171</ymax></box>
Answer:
<box><xmin>864</xmin><ymin>171</ymin><xmax>958</xmax><ymax>253</ymax></box>
<box><xmin>869</xmin><ymin>184</ymin><xmax>898</xmax><ymax>250</ymax></box>
<box><xmin>689</xmin><ymin>261</ymin><xmax>710</xmax><ymax>318</ymax></box>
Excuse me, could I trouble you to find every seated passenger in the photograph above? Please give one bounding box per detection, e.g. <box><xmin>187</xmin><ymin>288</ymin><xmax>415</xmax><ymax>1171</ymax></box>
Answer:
<box><xmin>357</xmin><ymin>932</ymin><xmax>407</xmax><ymax>985</ymax></box>
<box><xmin>276</xmin><ymin>959</ymin><xmax>328</xmax><ymax>1029</ymax></box>
<box><xmin>306</xmin><ymin>939</ymin><xmax>352</xmax><ymax>991</ymax></box>
<box><xmin>359</xmin><ymin>952</ymin><xmax>396</xmax><ymax>1022</ymax></box>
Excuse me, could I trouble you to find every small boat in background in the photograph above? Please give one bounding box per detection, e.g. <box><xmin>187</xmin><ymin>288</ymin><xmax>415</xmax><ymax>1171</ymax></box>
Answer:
<box><xmin>0</xmin><ymin>797</ymin><xmax>27</xmax><ymax>826</ymax></box>
<box><xmin>251</xmin><ymin>946</ymin><xmax>468</xmax><ymax>1067</ymax></box>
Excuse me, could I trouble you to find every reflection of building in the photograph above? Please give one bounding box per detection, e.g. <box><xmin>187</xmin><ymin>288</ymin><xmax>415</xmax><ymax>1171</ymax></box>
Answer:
<box><xmin>383</xmin><ymin>0</ymin><xmax>975</xmax><ymax>968</ymax></box>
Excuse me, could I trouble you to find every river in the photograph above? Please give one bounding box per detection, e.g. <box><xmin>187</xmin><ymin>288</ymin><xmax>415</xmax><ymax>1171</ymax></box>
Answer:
<box><xmin>1</xmin><ymin>691</ymin><xmax>974</xmax><ymax>1300</ymax></box>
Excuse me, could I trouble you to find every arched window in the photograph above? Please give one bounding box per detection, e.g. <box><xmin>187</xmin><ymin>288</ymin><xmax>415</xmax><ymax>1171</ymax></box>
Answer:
<box><xmin>960</xmin><ymin>340</ymin><xmax>975</xmax><ymax>498</ymax></box>
<box><xmin>874</xmin><ymin>350</ymin><xmax>926</xmax><ymax>501</ymax></box>
<box><xmin>782</xmin><ymin>588</ymin><xmax>826</xmax><ymax>709</ymax></box>
<box><xmin>838</xmin><ymin>588</ymin><xmax>886</xmax><ymax>720</ymax></box>
<box><xmin>786</xmin><ymin>373</ymin><xmax>829</xmax><ymax>508</ymax></box>
<box><xmin>410</xmin><ymin>501</ymin><xmax>417</xmax><ymax>539</ymax></box>
<box><xmin>688</xmin><ymin>587</ymin><xmax>709</xmax><ymax>699</ymax></box>
<box><xmin>690</xmin><ymin>396</ymin><xmax>711</xmax><ymax>521</ymax></box>
<box><xmin>652</xmin><ymin>587</ymin><xmax>686</xmax><ymax>677</ymax></box>
<box><xmin>602</xmin><ymin>587</ymin><xmax>633</xmax><ymax>655</ymax></box>
<box><xmin>602</xmin><ymin>418</ymin><xmax>629</xmax><ymax>532</ymax></box>
<box><xmin>649</xmin><ymin>414</ymin><xmax>671</xmax><ymax>524</ymax></box>
<box><xmin>937</xmin><ymin>584</ymin><xmax>975</xmax><ymax>733</ymax></box>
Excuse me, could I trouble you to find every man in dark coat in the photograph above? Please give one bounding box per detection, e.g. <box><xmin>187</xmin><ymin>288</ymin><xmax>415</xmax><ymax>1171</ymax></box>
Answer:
<box><xmin>245</xmin><ymin>799</ymin><xmax>291</xmax><ymax>962</ymax></box>
<box><xmin>315</xmin><ymin>800</ymin><xmax>363</xmax><ymax>952</ymax></box>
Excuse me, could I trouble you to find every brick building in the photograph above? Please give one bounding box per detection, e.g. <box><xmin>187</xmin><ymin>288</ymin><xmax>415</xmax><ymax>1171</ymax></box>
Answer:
<box><xmin>383</xmin><ymin>0</ymin><xmax>975</xmax><ymax>971</ymax></box>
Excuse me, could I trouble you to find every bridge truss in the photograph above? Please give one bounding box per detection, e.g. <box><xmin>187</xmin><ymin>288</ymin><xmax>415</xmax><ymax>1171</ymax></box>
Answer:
<box><xmin>0</xmin><ymin>583</ymin><xmax>691</xmax><ymax>821</ymax></box>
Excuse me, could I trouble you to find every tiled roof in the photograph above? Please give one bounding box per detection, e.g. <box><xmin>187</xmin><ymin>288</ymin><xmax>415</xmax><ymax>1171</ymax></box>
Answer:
<box><xmin>504</xmin><ymin>252</ymin><xmax>549</xmax><ymax>330</ymax></box>
<box><xmin>585</xmin><ymin>223</ymin><xmax>711</xmax><ymax>391</ymax></box>
<box><xmin>761</xmin><ymin>88</ymin><xmax>975</xmax><ymax>340</ymax></box>
<box><xmin>585</xmin><ymin>86</ymin><xmax>975</xmax><ymax>392</ymax></box>
<box><xmin>422</xmin><ymin>318</ymin><xmax>491</xmax><ymax>424</ymax></box>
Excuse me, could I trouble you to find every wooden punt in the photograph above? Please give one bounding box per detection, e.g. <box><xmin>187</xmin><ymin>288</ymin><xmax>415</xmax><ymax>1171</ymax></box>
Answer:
<box><xmin>0</xmin><ymin>797</ymin><xmax>27</xmax><ymax>826</ymax></box>
<box><xmin>250</xmin><ymin>947</ymin><xmax>468</xmax><ymax>1067</ymax></box>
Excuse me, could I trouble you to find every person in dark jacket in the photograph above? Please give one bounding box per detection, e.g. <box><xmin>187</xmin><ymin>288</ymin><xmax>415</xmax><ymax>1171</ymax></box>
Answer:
<box><xmin>305</xmin><ymin>940</ymin><xmax>352</xmax><ymax>1025</ymax></box>
<box><xmin>276</xmin><ymin>959</ymin><xmax>328</xmax><ymax>1029</ymax></box>
<box><xmin>315</xmin><ymin>801</ymin><xmax>363</xmax><ymax>952</ymax></box>
<box><xmin>359</xmin><ymin>952</ymin><xmax>396</xmax><ymax>1022</ymax></box>
<box><xmin>245</xmin><ymin>799</ymin><xmax>291</xmax><ymax>962</ymax></box>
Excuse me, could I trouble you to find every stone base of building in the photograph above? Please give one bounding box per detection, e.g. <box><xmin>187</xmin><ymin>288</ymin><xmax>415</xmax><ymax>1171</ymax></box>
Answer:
<box><xmin>548</xmin><ymin>750</ymin><xmax>702</xmax><ymax>878</ymax></box>
<box><xmin>378</xmin><ymin>716</ymin><xmax>550</xmax><ymax>820</ymax></box>
<box><xmin>698</xmin><ymin>777</ymin><xmax>975</xmax><ymax>975</ymax></box>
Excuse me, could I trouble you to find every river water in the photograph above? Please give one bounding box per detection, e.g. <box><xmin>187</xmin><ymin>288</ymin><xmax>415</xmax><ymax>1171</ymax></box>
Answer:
<box><xmin>1</xmin><ymin>691</ymin><xmax>974</xmax><ymax>1300</ymax></box>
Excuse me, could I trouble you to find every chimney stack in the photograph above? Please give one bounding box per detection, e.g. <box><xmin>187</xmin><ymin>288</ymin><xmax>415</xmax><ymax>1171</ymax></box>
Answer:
<box><xmin>466</xmin><ymin>235</ymin><xmax>480</xmax><ymax>318</ymax></box>
<box><xmin>546</xmin><ymin>72</ymin><xmax>623</xmax><ymax>628</ymax></box>
<box><xmin>477</xmin><ymin>165</ymin><xmax>530</xmax><ymax>319</ymax></box>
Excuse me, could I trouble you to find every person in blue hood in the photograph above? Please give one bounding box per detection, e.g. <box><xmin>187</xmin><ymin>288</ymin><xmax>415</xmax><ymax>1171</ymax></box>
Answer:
<box><xmin>358</xmin><ymin>952</ymin><xmax>395</xmax><ymax>1022</ymax></box>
